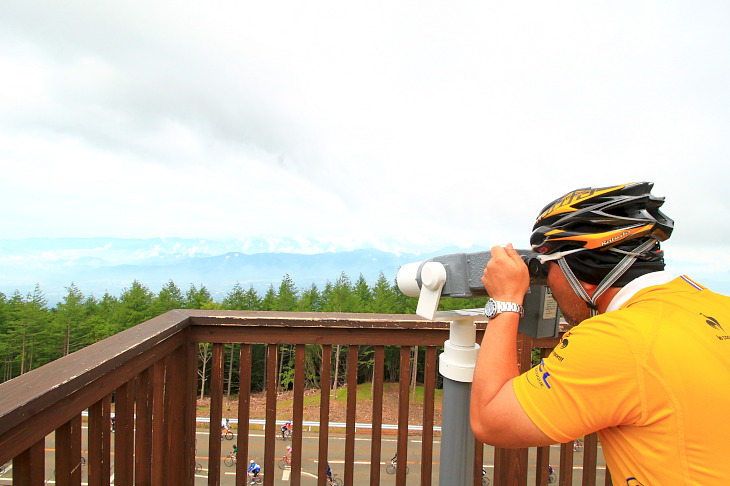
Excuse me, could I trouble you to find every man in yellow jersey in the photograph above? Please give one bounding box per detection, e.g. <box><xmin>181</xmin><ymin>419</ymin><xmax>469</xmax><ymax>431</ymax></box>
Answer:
<box><xmin>470</xmin><ymin>182</ymin><xmax>730</xmax><ymax>485</ymax></box>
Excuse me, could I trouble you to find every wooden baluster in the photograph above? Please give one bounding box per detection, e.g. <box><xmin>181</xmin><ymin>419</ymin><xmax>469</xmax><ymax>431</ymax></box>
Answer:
<box><xmin>264</xmin><ymin>344</ymin><xmax>277</xmax><ymax>486</ymax></box>
<box><xmin>582</xmin><ymin>433</ymin><xmax>598</xmax><ymax>485</ymax></box>
<box><xmin>318</xmin><ymin>344</ymin><xmax>332</xmax><ymax>486</ymax></box>
<box><xmin>290</xmin><ymin>343</ymin><xmax>306</xmax><ymax>485</ymax></box>
<box><xmin>14</xmin><ymin>438</ymin><xmax>45</xmax><ymax>486</ymax></box>
<box><xmin>88</xmin><ymin>395</ymin><xmax>112</xmax><ymax>486</ymax></box>
<box><xmin>56</xmin><ymin>415</ymin><xmax>82</xmax><ymax>486</ymax></box>
<box><xmin>114</xmin><ymin>379</ymin><xmax>135</xmax><ymax>486</ymax></box>
<box><xmin>208</xmin><ymin>343</ymin><xmax>225</xmax><ymax>486</ymax></box>
<box><xmin>135</xmin><ymin>366</ymin><xmax>154</xmax><ymax>485</ymax></box>
<box><xmin>396</xmin><ymin>346</ymin><xmax>411</xmax><ymax>486</ymax></box>
<box><xmin>367</xmin><ymin>345</ymin><xmax>385</xmax><ymax>486</ymax></box>
<box><xmin>559</xmin><ymin>441</ymin><xmax>574</xmax><ymax>485</ymax></box>
<box><xmin>344</xmin><ymin>345</ymin><xmax>359</xmax><ymax>486</ymax></box>
<box><xmin>152</xmin><ymin>359</ymin><xmax>167</xmax><ymax>486</ymax></box>
<box><xmin>422</xmin><ymin>346</ymin><xmax>437</xmax><ymax>486</ymax></box>
<box><xmin>237</xmin><ymin>344</ymin><xmax>253</xmax><ymax>485</ymax></box>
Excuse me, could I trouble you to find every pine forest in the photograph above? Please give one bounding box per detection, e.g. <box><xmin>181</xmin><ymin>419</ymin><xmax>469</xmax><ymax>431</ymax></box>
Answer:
<box><xmin>0</xmin><ymin>272</ymin><xmax>489</xmax><ymax>397</ymax></box>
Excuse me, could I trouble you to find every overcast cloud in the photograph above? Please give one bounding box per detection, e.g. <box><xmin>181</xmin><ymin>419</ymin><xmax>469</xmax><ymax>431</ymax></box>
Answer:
<box><xmin>1</xmin><ymin>1</ymin><xmax>729</xmax><ymax>289</ymax></box>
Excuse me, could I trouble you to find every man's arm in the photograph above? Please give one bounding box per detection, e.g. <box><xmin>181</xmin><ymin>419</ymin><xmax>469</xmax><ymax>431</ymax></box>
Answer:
<box><xmin>469</xmin><ymin>244</ymin><xmax>553</xmax><ymax>447</ymax></box>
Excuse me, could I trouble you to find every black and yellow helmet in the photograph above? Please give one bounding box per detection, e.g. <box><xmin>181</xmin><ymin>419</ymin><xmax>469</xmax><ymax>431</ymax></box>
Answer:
<box><xmin>530</xmin><ymin>182</ymin><xmax>674</xmax><ymax>255</ymax></box>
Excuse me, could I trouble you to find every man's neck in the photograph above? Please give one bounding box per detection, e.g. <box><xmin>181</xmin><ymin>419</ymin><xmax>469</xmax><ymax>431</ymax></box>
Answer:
<box><xmin>604</xmin><ymin>271</ymin><xmax>675</xmax><ymax>313</ymax></box>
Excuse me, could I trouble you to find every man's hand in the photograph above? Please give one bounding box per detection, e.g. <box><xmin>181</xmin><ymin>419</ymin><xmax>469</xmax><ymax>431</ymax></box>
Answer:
<box><xmin>481</xmin><ymin>243</ymin><xmax>530</xmax><ymax>302</ymax></box>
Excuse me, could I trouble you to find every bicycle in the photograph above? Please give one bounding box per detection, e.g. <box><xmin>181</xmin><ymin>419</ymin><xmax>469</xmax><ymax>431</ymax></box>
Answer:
<box><xmin>278</xmin><ymin>455</ymin><xmax>292</xmax><ymax>470</ymax></box>
<box><xmin>221</xmin><ymin>426</ymin><xmax>234</xmax><ymax>440</ymax></box>
<box><xmin>327</xmin><ymin>472</ymin><xmax>343</xmax><ymax>486</ymax></box>
<box><xmin>247</xmin><ymin>473</ymin><xmax>263</xmax><ymax>484</ymax></box>
<box><xmin>573</xmin><ymin>438</ymin><xmax>584</xmax><ymax>452</ymax></box>
<box><xmin>194</xmin><ymin>438</ymin><xmax>202</xmax><ymax>474</ymax></box>
<box><xmin>278</xmin><ymin>427</ymin><xmax>292</xmax><ymax>440</ymax></box>
<box><xmin>482</xmin><ymin>468</ymin><xmax>491</xmax><ymax>486</ymax></box>
<box><xmin>385</xmin><ymin>453</ymin><xmax>409</xmax><ymax>475</ymax></box>
<box><xmin>224</xmin><ymin>452</ymin><xmax>237</xmax><ymax>467</ymax></box>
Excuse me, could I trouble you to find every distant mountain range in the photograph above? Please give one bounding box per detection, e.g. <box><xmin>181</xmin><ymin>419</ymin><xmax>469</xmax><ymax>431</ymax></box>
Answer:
<box><xmin>4</xmin><ymin>237</ymin><xmax>727</xmax><ymax>306</ymax></box>
<box><xmin>0</xmin><ymin>237</ymin><xmax>475</xmax><ymax>305</ymax></box>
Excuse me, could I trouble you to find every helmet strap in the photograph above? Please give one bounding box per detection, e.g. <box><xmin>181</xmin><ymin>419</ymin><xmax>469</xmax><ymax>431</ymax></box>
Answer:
<box><xmin>557</xmin><ymin>238</ymin><xmax>658</xmax><ymax>318</ymax></box>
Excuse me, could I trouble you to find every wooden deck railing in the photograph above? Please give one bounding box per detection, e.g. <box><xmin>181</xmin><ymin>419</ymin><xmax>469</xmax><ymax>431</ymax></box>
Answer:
<box><xmin>0</xmin><ymin>310</ymin><xmax>611</xmax><ymax>485</ymax></box>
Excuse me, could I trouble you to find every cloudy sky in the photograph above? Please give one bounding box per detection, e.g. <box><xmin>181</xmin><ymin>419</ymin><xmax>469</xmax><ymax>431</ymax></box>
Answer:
<box><xmin>1</xmin><ymin>2</ymin><xmax>729</xmax><ymax>289</ymax></box>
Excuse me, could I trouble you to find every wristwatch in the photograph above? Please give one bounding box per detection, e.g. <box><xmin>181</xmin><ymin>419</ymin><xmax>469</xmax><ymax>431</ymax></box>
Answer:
<box><xmin>484</xmin><ymin>298</ymin><xmax>525</xmax><ymax>318</ymax></box>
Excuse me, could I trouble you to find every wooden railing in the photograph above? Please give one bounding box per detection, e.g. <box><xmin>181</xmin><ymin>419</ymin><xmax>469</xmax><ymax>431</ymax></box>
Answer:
<box><xmin>0</xmin><ymin>310</ymin><xmax>611</xmax><ymax>485</ymax></box>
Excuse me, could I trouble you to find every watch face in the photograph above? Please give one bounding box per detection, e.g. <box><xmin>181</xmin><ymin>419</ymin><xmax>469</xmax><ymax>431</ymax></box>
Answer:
<box><xmin>484</xmin><ymin>299</ymin><xmax>497</xmax><ymax>318</ymax></box>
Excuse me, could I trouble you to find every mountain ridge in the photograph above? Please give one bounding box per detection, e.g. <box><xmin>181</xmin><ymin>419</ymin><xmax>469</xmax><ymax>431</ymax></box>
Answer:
<box><xmin>0</xmin><ymin>238</ymin><xmax>477</xmax><ymax>305</ymax></box>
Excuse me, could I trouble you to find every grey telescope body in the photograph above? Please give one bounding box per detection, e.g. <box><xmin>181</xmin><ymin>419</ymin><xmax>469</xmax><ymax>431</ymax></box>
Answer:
<box><xmin>416</xmin><ymin>249</ymin><xmax>548</xmax><ymax>298</ymax></box>
<box><xmin>397</xmin><ymin>249</ymin><xmax>560</xmax><ymax>339</ymax></box>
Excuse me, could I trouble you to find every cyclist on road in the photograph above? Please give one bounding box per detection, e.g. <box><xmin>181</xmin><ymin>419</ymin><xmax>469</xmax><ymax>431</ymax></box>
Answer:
<box><xmin>326</xmin><ymin>463</ymin><xmax>333</xmax><ymax>482</ymax></box>
<box><xmin>285</xmin><ymin>445</ymin><xmax>292</xmax><ymax>462</ymax></box>
<box><xmin>280</xmin><ymin>421</ymin><xmax>291</xmax><ymax>439</ymax></box>
<box><xmin>247</xmin><ymin>460</ymin><xmax>260</xmax><ymax>479</ymax></box>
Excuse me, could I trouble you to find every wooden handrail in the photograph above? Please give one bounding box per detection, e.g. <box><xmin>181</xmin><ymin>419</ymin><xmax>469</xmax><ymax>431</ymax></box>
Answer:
<box><xmin>0</xmin><ymin>310</ymin><xmax>611</xmax><ymax>486</ymax></box>
<box><xmin>0</xmin><ymin>310</ymin><xmax>191</xmax><ymax>464</ymax></box>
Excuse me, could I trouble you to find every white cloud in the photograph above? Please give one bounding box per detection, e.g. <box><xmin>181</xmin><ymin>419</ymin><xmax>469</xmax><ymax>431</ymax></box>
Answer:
<box><xmin>0</xmin><ymin>0</ymin><xmax>728</xmax><ymax>292</ymax></box>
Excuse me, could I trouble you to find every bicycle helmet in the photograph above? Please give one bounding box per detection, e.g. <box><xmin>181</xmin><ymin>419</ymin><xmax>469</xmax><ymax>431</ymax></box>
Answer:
<box><xmin>531</xmin><ymin>182</ymin><xmax>674</xmax><ymax>316</ymax></box>
<box><xmin>250</xmin><ymin>460</ymin><xmax>255</xmax><ymax>464</ymax></box>
<box><xmin>531</xmin><ymin>182</ymin><xmax>673</xmax><ymax>255</ymax></box>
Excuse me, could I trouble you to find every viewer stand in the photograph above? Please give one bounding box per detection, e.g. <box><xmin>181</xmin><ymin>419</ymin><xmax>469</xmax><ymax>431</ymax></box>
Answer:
<box><xmin>396</xmin><ymin>260</ymin><xmax>482</xmax><ymax>486</ymax></box>
<box><xmin>437</xmin><ymin>310</ymin><xmax>481</xmax><ymax>486</ymax></box>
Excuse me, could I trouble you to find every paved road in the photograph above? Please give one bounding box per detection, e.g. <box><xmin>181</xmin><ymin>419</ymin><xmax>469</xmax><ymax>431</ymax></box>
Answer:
<box><xmin>198</xmin><ymin>429</ymin><xmax>427</xmax><ymax>485</ymax></box>
<box><xmin>0</xmin><ymin>428</ymin><xmax>608</xmax><ymax>485</ymax></box>
<box><xmin>202</xmin><ymin>431</ymin><xmax>608</xmax><ymax>485</ymax></box>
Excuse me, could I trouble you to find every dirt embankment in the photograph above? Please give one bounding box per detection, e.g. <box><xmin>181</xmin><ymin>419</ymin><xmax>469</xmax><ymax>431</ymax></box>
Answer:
<box><xmin>198</xmin><ymin>387</ymin><xmax>442</xmax><ymax>429</ymax></box>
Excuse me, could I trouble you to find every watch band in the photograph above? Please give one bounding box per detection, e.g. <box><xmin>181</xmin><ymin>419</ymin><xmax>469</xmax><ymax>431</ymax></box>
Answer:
<box><xmin>484</xmin><ymin>299</ymin><xmax>525</xmax><ymax>318</ymax></box>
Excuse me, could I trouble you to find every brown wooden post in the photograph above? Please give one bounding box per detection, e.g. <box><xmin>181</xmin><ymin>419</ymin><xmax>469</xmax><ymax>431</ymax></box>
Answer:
<box><xmin>135</xmin><ymin>366</ymin><xmax>154</xmax><ymax>485</ymax></box>
<box><xmin>344</xmin><ymin>345</ymin><xmax>359</xmax><ymax>486</ymax></box>
<box><xmin>536</xmin><ymin>445</ymin><xmax>552</xmax><ymax>486</ymax></box>
<box><xmin>559</xmin><ymin>441</ymin><xmax>574</xmax><ymax>485</ymax></box>
<box><xmin>13</xmin><ymin>439</ymin><xmax>44</xmax><ymax>486</ymax></box>
<box><xmin>422</xmin><ymin>346</ymin><xmax>437</xmax><ymax>486</ymax></box>
<box><xmin>317</xmin><ymin>344</ymin><xmax>333</xmax><ymax>486</ymax></box>
<box><xmin>290</xmin><ymin>344</ymin><xmax>306</xmax><ymax>485</ymax></box>
<box><xmin>162</xmin><ymin>344</ymin><xmax>191</xmax><ymax>486</ymax></box>
<box><xmin>208</xmin><ymin>343</ymin><xmax>226</xmax><ymax>486</ymax></box>
<box><xmin>396</xmin><ymin>346</ymin><xmax>411</xmax><ymax>486</ymax></box>
<box><xmin>264</xmin><ymin>344</ymin><xmax>278</xmax><ymax>486</ymax></box>
<box><xmin>152</xmin><ymin>359</ymin><xmax>167</xmax><ymax>486</ymax></box>
<box><xmin>88</xmin><ymin>395</ymin><xmax>112</xmax><ymax>486</ymax></box>
<box><xmin>114</xmin><ymin>379</ymin><xmax>135</xmax><ymax>486</ymax></box>
<box><xmin>56</xmin><ymin>415</ymin><xmax>82</xmax><ymax>486</ymax></box>
<box><xmin>184</xmin><ymin>333</ymin><xmax>199</xmax><ymax>486</ymax></box>
<box><xmin>236</xmin><ymin>344</ymin><xmax>253</xmax><ymax>485</ymax></box>
<box><xmin>369</xmin><ymin>345</ymin><xmax>384</xmax><ymax>486</ymax></box>
<box><xmin>582</xmin><ymin>433</ymin><xmax>598</xmax><ymax>485</ymax></box>
<box><xmin>474</xmin><ymin>441</ymin><xmax>484</xmax><ymax>486</ymax></box>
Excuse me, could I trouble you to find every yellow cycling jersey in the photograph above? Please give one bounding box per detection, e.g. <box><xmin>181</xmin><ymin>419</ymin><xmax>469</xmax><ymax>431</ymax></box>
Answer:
<box><xmin>513</xmin><ymin>275</ymin><xmax>730</xmax><ymax>485</ymax></box>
